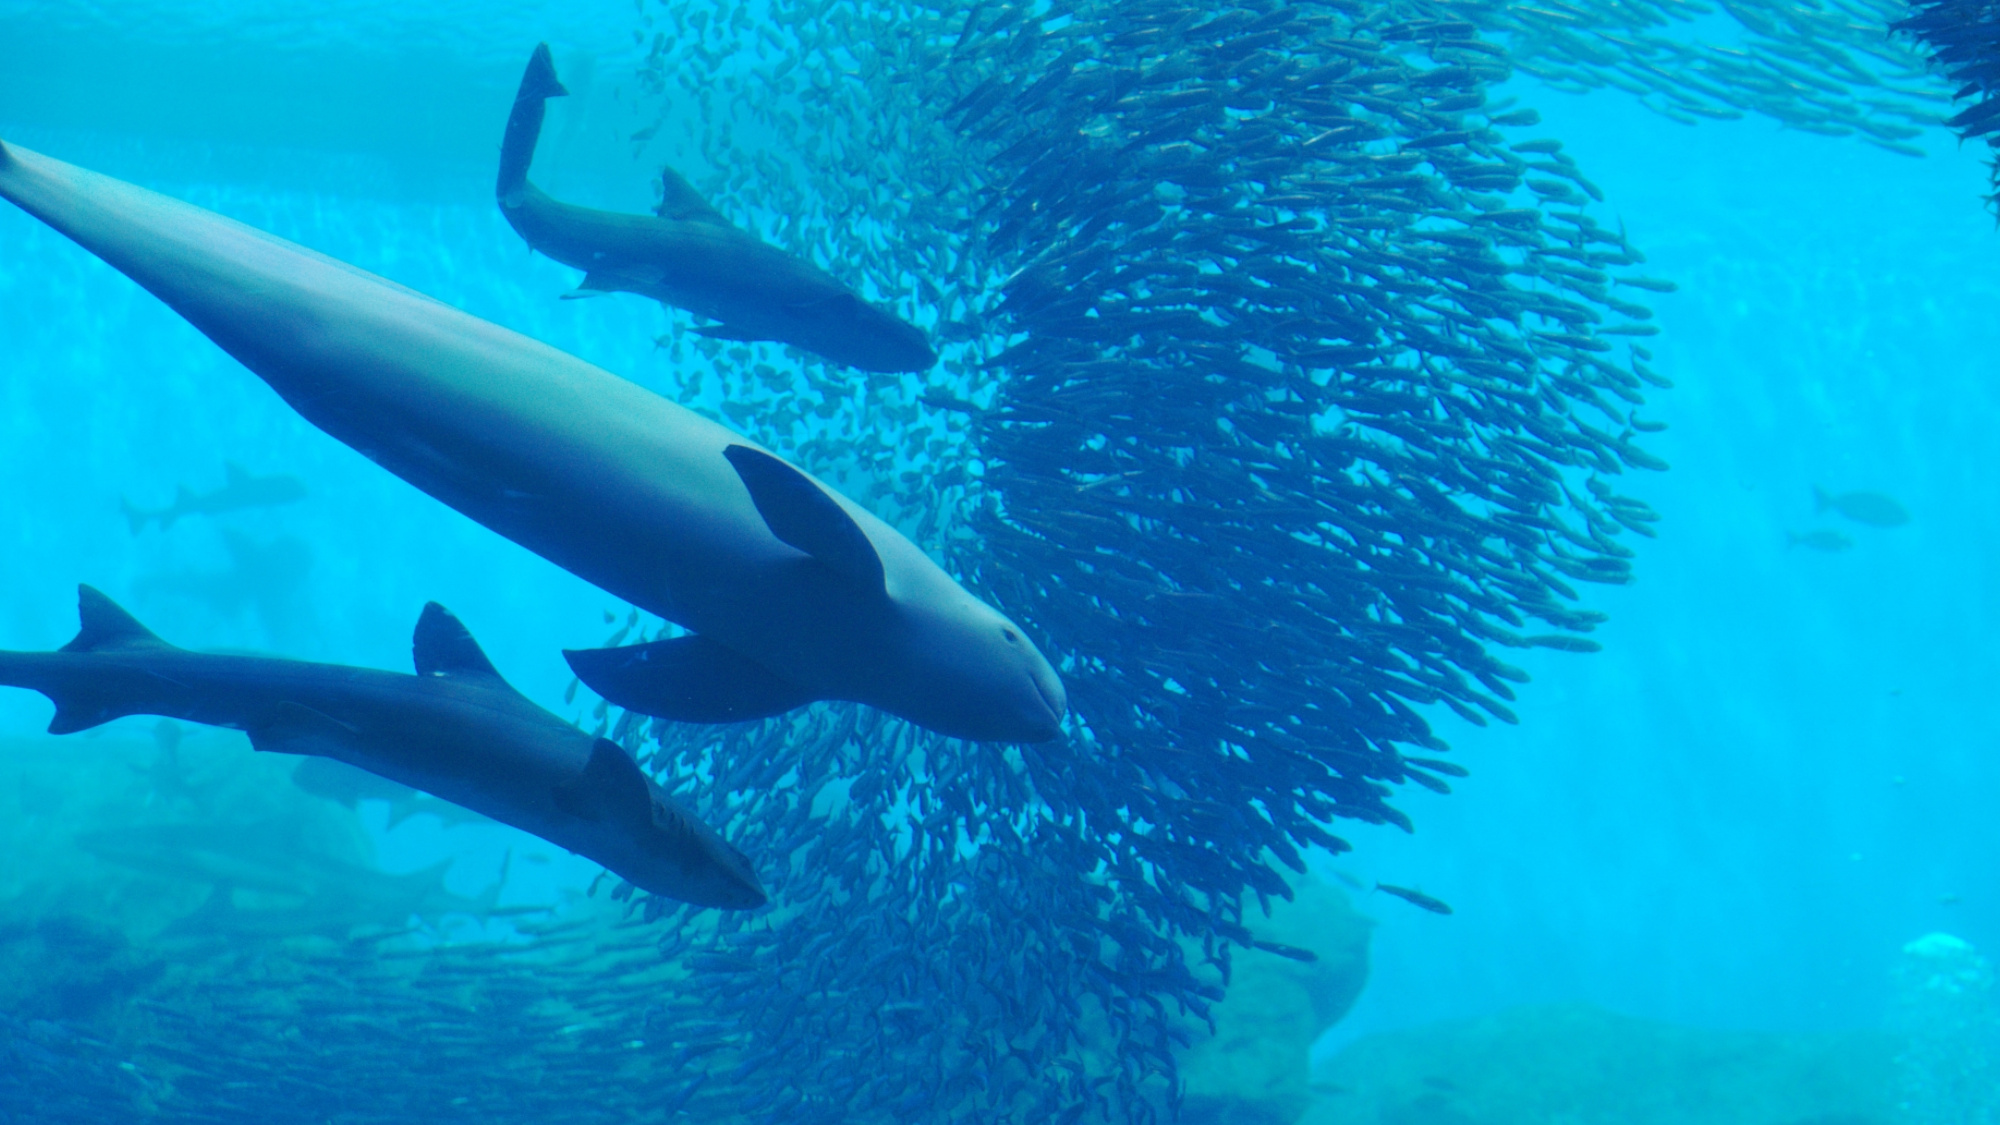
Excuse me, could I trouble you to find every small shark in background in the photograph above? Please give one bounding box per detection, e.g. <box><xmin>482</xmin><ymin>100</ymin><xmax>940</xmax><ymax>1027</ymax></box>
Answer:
<box><xmin>134</xmin><ymin>527</ymin><xmax>314</xmax><ymax>648</ymax></box>
<box><xmin>1786</xmin><ymin>529</ymin><xmax>1853</xmax><ymax>552</ymax></box>
<box><xmin>497</xmin><ymin>43</ymin><xmax>938</xmax><ymax>374</ymax></box>
<box><xmin>121</xmin><ymin>461</ymin><xmax>307</xmax><ymax>533</ymax></box>
<box><xmin>1813</xmin><ymin>485</ymin><xmax>1910</xmax><ymax>528</ymax></box>
<box><xmin>75</xmin><ymin>820</ymin><xmax>500</xmax><ymax>940</ymax></box>
<box><xmin>129</xmin><ymin>718</ymin><xmax>206</xmax><ymax>811</ymax></box>
<box><xmin>289</xmin><ymin>755</ymin><xmax>493</xmax><ymax>830</ymax></box>
<box><xmin>0</xmin><ymin>587</ymin><xmax>766</xmax><ymax>910</ymax></box>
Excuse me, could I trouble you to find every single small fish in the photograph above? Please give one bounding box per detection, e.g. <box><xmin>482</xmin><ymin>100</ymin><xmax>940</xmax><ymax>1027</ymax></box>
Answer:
<box><xmin>120</xmin><ymin>461</ymin><xmax>307</xmax><ymax>533</ymax></box>
<box><xmin>1786</xmin><ymin>529</ymin><xmax>1853</xmax><ymax>552</ymax></box>
<box><xmin>1376</xmin><ymin>883</ymin><xmax>1453</xmax><ymax>915</ymax></box>
<box><xmin>1814</xmin><ymin>485</ymin><xmax>1910</xmax><ymax>528</ymax></box>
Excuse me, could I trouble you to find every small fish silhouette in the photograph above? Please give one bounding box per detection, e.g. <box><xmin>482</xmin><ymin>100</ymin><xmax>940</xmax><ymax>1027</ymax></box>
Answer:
<box><xmin>1376</xmin><ymin>883</ymin><xmax>1453</xmax><ymax>915</ymax></box>
<box><xmin>121</xmin><ymin>461</ymin><xmax>307</xmax><ymax>533</ymax></box>
<box><xmin>1813</xmin><ymin>485</ymin><xmax>1909</xmax><ymax>528</ymax></box>
<box><xmin>1786</xmin><ymin>529</ymin><xmax>1853</xmax><ymax>552</ymax></box>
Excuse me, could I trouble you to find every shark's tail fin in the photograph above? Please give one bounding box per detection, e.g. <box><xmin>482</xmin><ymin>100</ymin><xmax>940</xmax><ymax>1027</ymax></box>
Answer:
<box><xmin>119</xmin><ymin>497</ymin><xmax>151</xmax><ymax>534</ymax></box>
<box><xmin>157</xmin><ymin>484</ymin><xmax>195</xmax><ymax>531</ymax></box>
<box><xmin>497</xmin><ymin>43</ymin><xmax>568</xmax><ymax>201</ymax></box>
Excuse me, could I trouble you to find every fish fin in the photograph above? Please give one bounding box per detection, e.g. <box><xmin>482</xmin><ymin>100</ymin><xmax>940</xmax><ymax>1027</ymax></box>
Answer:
<box><xmin>1812</xmin><ymin>484</ymin><xmax>1830</xmax><ymax>514</ymax></box>
<box><xmin>247</xmin><ymin>701</ymin><xmax>361</xmax><ymax>755</ymax></box>
<box><xmin>224</xmin><ymin>461</ymin><xmax>250</xmax><ymax>484</ymax></box>
<box><xmin>552</xmin><ymin>738</ymin><xmax>655</xmax><ymax>826</ymax></box>
<box><xmin>160</xmin><ymin>485</ymin><xmax>195</xmax><ymax>530</ymax></box>
<box><xmin>655</xmin><ymin>167</ymin><xmax>730</xmax><ymax>225</ymax></box>
<box><xmin>691</xmin><ymin>322</ymin><xmax>766</xmax><ymax>342</ymax></box>
<box><xmin>723</xmin><ymin>445</ymin><xmax>886</xmax><ymax>593</ymax></box>
<box><xmin>564</xmin><ymin>635</ymin><xmax>816</xmax><ymax>723</ymax></box>
<box><xmin>118</xmin><ymin>497</ymin><xmax>150</xmax><ymax>535</ymax></box>
<box><xmin>520</xmin><ymin>43</ymin><xmax>570</xmax><ymax>101</ymax></box>
<box><xmin>469</xmin><ymin>849</ymin><xmax>511</xmax><ymax>917</ymax></box>
<box><xmin>559</xmin><ymin>283</ymin><xmax>613</xmax><ymax>300</ymax></box>
<box><xmin>60</xmin><ymin>585</ymin><xmax>170</xmax><ymax>653</ymax></box>
<box><xmin>290</xmin><ymin>755</ymin><xmax>415</xmax><ymax>807</ymax></box>
<box><xmin>45</xmin><ymin>693</ymin><xmax>127</xmax><ymax>736</ymax></box>
<box><xmin>411</xmin><ymin>603</ymin><xmax>507</xmax><ymax>681</ymax></box>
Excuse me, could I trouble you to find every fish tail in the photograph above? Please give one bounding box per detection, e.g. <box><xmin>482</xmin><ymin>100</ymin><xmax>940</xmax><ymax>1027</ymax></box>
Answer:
<box><xmin>497</xmin><ymin>43</ymin><xmax>568</xmax><ymax>201</ymax></box>
<box><xmin>11</xmin><ymin>586</ymin><xmax>180</xmax><ymax>733</ymax></box>
<box><xmin>119</xmin><ymin>497</ymin><xmax>151</xmax><ymax>534</ymax></box>
<box><xmin>0</xmin><ymin>649</ymin><xmax>128</xmax><ymax>736</ymax></box>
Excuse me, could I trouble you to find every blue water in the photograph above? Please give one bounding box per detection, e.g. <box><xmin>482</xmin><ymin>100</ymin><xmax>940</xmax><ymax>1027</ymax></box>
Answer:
<box><xmin>1333</xmin><ymin>90</ymin><xmax>2000</xmax><ymax>1043</ymax></box>
<box><xmin>4</xmin><ymin>0</ymin><xmax>1999</xmax><ymax>1119</ymax></box>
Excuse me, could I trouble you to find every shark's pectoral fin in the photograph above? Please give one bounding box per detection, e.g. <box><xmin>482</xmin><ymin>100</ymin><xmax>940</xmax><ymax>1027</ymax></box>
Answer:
<box><xmin>692</xmin><ymin>322</ymin><xmax>767</xmax><ymax>342</ymax></box>
<box><xmin>564</xmin><ymin>635</ymin><xmax>816</xmax><ymax>723</ymax></box>
<box><xmin>565</xmin><ymin>267</ymin><xmax>664</xmax><ymax>300</ymax></box>
<box><xmin>551</xmin><ymin>738</ymin><xmax>655</xmax><ymax>826</ymax></box>
<box><xmin>247</xmin><ymin>701</ymin><xmax>361</xmax><ymax>756</ymax></box>
<box><xmin>722</xmin><ymin>445</ymin><xmax>886</xmax><ymax>593</ymax></box>
<box><xmin>561</xmin><ymin>271</ymin><xmax>625</xmax><ymax>300</ymax></box>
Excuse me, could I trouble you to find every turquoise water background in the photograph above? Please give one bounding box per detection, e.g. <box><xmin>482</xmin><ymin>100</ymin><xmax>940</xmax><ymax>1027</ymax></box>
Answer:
<box><xmin>2</xmin><ymin>0</ymin><xmax>1997</xmax><ymax>1062</ymax></box>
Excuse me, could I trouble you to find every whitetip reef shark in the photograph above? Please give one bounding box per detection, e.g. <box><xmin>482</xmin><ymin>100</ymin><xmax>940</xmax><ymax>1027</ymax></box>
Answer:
<box><xmin>0</xmin><ymin>136</ymin><xmax>1065</xmax><ymax>743</ymax></box>
<box><xmin>0</xmin><ymin>587</ymin><xmax>765</xmax><ymax>910</ymax></box>
<box><xmin>498</xmin><ymin>43</ymin><xmax>938</xmax><ymax>374</ymax></box>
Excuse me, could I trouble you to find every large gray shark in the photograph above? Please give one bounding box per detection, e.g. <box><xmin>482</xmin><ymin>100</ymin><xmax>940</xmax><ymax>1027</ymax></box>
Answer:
<box><xmin>498</xmin><ymin>43</ymin><xmax>938</xmax><ymax>374</ymax></box>
<box><xmin>0</xmin><ymin>138</ymin><xmax>1065</xmax><ymax>743</ymax></box>
<box><xmin>0</xmin><ymin>587</ymin><xmax>766</xmax><ymax>910</ymax></box>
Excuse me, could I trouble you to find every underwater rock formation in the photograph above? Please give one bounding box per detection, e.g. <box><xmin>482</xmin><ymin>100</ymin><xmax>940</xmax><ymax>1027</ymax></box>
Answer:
<box><xmin>1175</xmin><ymin>878</ymin><xmax>1374</xmax><ymax>1125</ymax></box>
<box><xmin>1890</xmin><ymin>933</ymin><xmax>1999</xmax><ymax>1125</ymax></box>
<box><xmin>1306</xmin><ymin>1003</ymin><xmax>1896</xmax><ymax>1125</ymax></box>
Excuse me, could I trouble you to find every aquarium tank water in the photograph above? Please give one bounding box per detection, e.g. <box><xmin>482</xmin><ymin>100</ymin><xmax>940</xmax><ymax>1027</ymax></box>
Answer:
<box><xmin>1</xmin><ymin>0</ymin><xmax>1997</xmax><ymax>1122</ymax></box>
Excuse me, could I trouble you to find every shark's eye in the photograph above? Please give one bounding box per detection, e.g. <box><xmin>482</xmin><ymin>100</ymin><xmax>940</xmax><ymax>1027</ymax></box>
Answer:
<box><xmin>1003</xmin><ymin>628</ymin><xmax>1019</xmax><ymax>644</ymax></box>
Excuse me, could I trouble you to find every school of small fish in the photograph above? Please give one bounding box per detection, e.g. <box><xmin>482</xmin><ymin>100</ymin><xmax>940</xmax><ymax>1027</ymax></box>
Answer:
<box><xmin>3</xmin><ymin>0</ymin><xmax>1982</xmax><ymax>1117</ymax></box>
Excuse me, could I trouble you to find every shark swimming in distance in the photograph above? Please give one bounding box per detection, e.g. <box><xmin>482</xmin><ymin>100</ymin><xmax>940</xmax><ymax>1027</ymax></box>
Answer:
<box><xmin>121</xmin><ymin>460</ymin><xmax>307</xmax><ymax>533</ymax></box>
<box><xmin>0</xmin><ymin>587</ymin><xmax>766</xmax><ymax>909</ymax></box>
<box><xmin>498</xmin><ymin>43</ymin><xmax>938</xmax><ymax>374</ymax></box>
<box><xmin>0</xmin><ymin>137</ymin><xmax>1065</xmax><ymax>743</ymax></box>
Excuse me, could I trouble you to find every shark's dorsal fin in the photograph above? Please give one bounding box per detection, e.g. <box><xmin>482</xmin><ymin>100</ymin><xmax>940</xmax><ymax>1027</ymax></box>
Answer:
<box><xmin>224</xmin><ymin>460</ymin><xmax>250</xmax><ymax>484</ymax></box>
<box><xmin>722</xmin><ymin>446</ymin><xmax>885</xmax><ymax>593</ymax></box>
<box><xmin>656</xmin><ymin>167</ymin><xmax>730</xmax><ymax>226</ymax></box>
<box><xmin>413</xmin><ymin>603</ymin><xmax>504</xmax><ymax>679</ymax></box>
<box><xmin>61</xmin><ymin>585</ymin><xmax>169</xmax><ymax>653</ymax></box>
<box><xmin>552</xmin><ymin>739</ymin><xmax>655</xmax><ymax>827</ymax></box>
